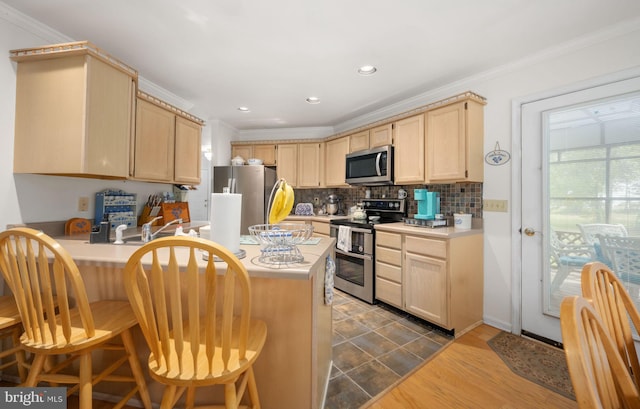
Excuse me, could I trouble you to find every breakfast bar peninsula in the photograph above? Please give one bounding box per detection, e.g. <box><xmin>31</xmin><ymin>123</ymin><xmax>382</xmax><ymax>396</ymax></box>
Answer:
<box><xmin>52</xmin><ymin>235</ymin><xmax>335</xmax><ymax>409</ymax></box>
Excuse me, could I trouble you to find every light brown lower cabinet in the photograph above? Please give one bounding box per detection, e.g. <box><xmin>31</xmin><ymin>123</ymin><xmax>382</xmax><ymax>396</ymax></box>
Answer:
<box><xmin>375</xmin><ymin>231</ymin><xmax>403</xmax><ymax>308</ymax></box>
<box><xmin>375</xmin><ymin>228</ymin><xmax>483</xmax><ymax>337</ymax></box>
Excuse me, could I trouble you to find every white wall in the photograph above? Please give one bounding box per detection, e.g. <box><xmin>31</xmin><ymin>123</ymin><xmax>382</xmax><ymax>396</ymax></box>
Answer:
<box><xmin>1</xmin><ymin>4</ymin><xmax>639</xmax><ymax>332</ymax></box>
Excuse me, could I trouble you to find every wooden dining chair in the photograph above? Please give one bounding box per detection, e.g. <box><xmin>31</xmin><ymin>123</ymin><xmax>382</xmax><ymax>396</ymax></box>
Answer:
<box><xmin>65</xmin><ymin>217</ymin><xmax>93</xmax><ymax>235</ymax></box>
<box><xmin>0</xmin><ymin>294</ymin><xmax>27</xmax><ymax>382</ymax></box>
<box><xmin>123</xmin><ymin>236</ymin><xmax>267</xmax><ymax>409</ymax></box>
<box><xmin>581</xmin><ymin>261</ymin><xmax>640</xmax><ymax>389</ymax></box>
<box><xmin>560</xmin><ymin>295</ymin><xmax>640</xmax><ymax>409</ymax></box>
<box><xmin>0</xmin><ymin>227</ymin><xmax>152</xmax><ymax>409</ymax></box>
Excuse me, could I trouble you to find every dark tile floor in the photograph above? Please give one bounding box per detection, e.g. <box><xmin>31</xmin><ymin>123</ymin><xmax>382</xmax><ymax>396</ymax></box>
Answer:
<box><xmin>324</xmin><ymin>290</ymin><xmax>454</xmax><ymax>409</ymax></box>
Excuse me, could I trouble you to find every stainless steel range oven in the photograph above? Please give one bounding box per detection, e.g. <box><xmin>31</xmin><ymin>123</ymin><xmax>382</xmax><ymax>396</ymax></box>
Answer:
<box><xmin>330</xmin><ymin>198</ymin><xmax>406</xmax><ymax>304</ymax></box>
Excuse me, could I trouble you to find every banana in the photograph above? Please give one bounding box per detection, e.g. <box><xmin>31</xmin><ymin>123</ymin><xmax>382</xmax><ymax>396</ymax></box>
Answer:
<box><xmin>277</xmin><ymin>181</ymin><xmax>295</xmax><ymax>222</ymax></box>
<box><xmin>268</xmin><ymin>180</ymin><xmax>285</xmax><ymax>224</ymax></box>
<box><xmin>268</xmin><ymin>179</ymin><xmax>295</xmax><ymax>224</ymax></box>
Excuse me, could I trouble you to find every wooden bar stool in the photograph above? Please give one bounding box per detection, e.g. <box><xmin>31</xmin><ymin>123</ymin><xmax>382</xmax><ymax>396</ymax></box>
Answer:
<box><xmin>0</xmin><ymin>294</ymin><xmax>27</xmax><ymax>382</ymax></box>
<box><xmin>123</xmin><ymin>236</ymin><xmax>267</xmax><ymax>409</ymax></box>
<box><xmin>0</xmin><ymin>227</ymin><xmax>152</xmax><ymax>409</ymax></box>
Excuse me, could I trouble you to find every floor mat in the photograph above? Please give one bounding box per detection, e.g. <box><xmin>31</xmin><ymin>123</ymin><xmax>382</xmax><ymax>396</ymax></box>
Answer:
<box><xmin>488</xmin><ymin>331</ymin><xmax>575</xmax><ymax>400</ymax></box>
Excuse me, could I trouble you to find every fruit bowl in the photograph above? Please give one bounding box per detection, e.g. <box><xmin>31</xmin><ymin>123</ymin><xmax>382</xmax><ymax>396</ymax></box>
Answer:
<box><xmin>248</xmin><ymin>223</ymin><xmax>314</xmax><ymax>265</ymax></box>
<box><xmin>248</xmin><ymin>223</ymin><xmax>314</xmax><ymax>245</ymax></box>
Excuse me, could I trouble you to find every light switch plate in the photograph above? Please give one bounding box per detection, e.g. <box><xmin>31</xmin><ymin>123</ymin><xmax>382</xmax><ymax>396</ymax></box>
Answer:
<box><xmin>484</xmin><ymin>199</ymin><xmax>508</xmax><ymax>212</ymax></box>
<box><xmin>78</xmin><ymin>197</ymin><xmax>89</xmax><ymax>212</ymax></box>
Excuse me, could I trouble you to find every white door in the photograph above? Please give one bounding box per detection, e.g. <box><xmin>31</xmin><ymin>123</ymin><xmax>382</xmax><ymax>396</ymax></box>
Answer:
<box><xmin>521</xmin><ymin>76</ymin><xmax>640</xmax><ymax>343</ymax></box>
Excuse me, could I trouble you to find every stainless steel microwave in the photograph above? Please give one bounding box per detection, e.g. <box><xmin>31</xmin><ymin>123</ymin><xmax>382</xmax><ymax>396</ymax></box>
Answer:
<box><xmin>345</xmin><ymin>145</ymin><xmax>393</xmax><ymax>186</ymax></box>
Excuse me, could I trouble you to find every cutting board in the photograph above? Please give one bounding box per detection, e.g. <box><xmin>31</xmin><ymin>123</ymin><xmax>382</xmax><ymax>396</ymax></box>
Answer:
<box><xmin>161</xmin><ymin>202</ymin><xmax>190</xmax><ymax>223</ymax></box>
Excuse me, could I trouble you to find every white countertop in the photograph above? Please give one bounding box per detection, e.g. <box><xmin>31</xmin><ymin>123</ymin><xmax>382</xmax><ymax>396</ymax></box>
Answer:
<box><xmin>374</xmin><ymin>221</ymin><xmax>483</xmax><ymax>238</ymax></box>
<box><xmin>55</xmin><ymin>235</ymin><xmax>335</xmax><ymax>281</ymax></box>
<box><xmin>285</xmin><ymin>215</ymin><xmax>349</xmax><ymax>222</ymax></box>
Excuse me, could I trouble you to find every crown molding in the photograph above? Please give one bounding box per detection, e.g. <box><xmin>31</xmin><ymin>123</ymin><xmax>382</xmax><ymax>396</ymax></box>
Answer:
<box><xmin>0</xmin><ymin>1</ymin><xmax>194</xmax><ymax>112</ymax></box>
<box><xmin>334</xmin><ymin>16</ymin><xmax>640</xmax><ymax>134</ymax></box>
<box><xmin>0</xmin><ymin>2</ymin><xmax>71</xmax><ymax>43</ymax></box>
<box><xmin>237</xmin><ymin>127</ymin><xmax>335</xmax><ymax>141</ymax></box>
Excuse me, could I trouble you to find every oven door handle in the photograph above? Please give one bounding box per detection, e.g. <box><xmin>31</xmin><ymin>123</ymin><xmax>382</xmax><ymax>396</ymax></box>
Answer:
<box><xmin>330</xmin><ymin>226</ymin><xmax>372</xmax><ymax>234</ymax></box>
<box><xmin>334</xmin><ymin>248</ymin><xmax>373</xmax><ymax>261</ymax></box>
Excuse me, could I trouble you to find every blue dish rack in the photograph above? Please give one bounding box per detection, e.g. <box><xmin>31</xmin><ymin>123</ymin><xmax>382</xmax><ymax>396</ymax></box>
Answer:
<box><xmin>94</xmin><ymin>189</ymin><xmax>137</xmax><ymax>229</ymax></box>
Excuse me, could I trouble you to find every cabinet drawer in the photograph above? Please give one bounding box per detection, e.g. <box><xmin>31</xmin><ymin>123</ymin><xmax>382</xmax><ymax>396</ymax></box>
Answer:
<box><xmin>375</xmin><ymin>246</ymin><xmax>401</xmax><ymax>266</ymax></box>
<box><xmin>376</xmin><ymin>278</ymin><xmax>402</xmax><ymax>308</ymax></box>
<box><xmin>405</xmin><ymin>235</ymin><xmax>447</xmax><ymax>259</ymax></box>
<box><xmin>312</xmin><ymin>221</ymin><xmax>330</xmax><ymax>236</ymax></box>
<box><xmin>376</xmin><ymin>231</ymin><xmax>402</xmax><ymax>249</ymax></box>
<box><xmin>376</xmin><ymin>261</ymin><xmax>402</xmax><ymax>283</ymax></box>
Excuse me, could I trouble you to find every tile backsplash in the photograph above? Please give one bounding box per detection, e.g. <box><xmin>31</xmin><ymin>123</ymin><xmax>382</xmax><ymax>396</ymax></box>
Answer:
<box><xmin>294</xmin><ymin>183</ymin><xmax>483</xmax><ymax>219</ymax></box>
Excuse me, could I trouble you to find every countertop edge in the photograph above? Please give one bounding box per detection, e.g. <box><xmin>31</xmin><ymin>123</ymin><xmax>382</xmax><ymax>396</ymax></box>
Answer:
<box><xmin>374</xmin><ymin>222</ymin><xmax>483</xmax><ymax>238</ymax></box>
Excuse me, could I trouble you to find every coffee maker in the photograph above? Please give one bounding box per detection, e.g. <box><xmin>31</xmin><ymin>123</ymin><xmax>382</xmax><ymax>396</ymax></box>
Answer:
<box><xmin>414</xmin><ymin>189</ymin><xmax>440</xmax><ymax>220</ymax></box>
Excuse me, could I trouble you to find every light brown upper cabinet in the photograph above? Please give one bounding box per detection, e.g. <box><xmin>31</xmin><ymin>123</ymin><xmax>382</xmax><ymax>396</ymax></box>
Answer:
<box><xmin>11</xmin><ymin>42</ymin><xmax>136</xmax><ymax>178</ymax></box>
<box><xmin>133</xmin><ymin>92</ymin><xmax>203</xmax><ymax>184</ymax></box>
<box><xmin>231</xmin><ymin>145</ymin><xmax>252</xmax><ymax>163</ymax></box>
<box><xmin>231</xmin><ymin>144</ymin><xmax>277</xmax><ymax>165</ymax></box>
<box><xmin>393</xmin><ymin>114</ymin><xmax>425</xmax><ymax>184</ymax></box>
<box><xmin>426</xmin><ymin>98</ymin><xmax>485</xmax><ymax>183</ymax></box>
<box><xmin>297</xmin><ymin>143</ymin><xmax>324</xmax><ymax>188</ymax></box>
<box><xmin>252</xmin><ymin>144</ymin><xmax>277</xmax><ymax>165</ymax></box>
<box><xmin>174</xmin><ymin>117</ymin><xmax>202</xmax><ymax>184</ymax></box>
<box><xmin>349</xmin><ymin>130</ymin><xmax>370</xmax><ymax>153</ymax></box>
<box><xmin>369</xmin><ymin>123</ymin><xmax>393</xmax><ymax>148</ymax></box>
<box><xmin>325</xmin><ymin>136</ymin><xmax>350</xmax><ymax>187</ymax></box>
<box><xmin>276</xmin><ymin>143</ymin><xmax>298</xmax><ymax>187</ymax></box>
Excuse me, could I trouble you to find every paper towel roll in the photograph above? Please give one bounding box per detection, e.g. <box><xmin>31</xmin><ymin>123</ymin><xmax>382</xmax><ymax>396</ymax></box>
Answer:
<box><xmin>210</xmin><ymin>193</ymin><xmax>242</xmax><ymax>253</ymax></box>
<box><xmin>199</xmin><ymin>225</ymin><xmax>210</xmax><ymax>240</ymax></box>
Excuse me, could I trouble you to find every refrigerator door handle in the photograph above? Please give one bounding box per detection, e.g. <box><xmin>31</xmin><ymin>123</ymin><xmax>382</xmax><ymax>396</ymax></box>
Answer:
<box><xmin>231</xmin><ymin>178</ymin><xmax>237</xmax><ymax>193</ymax></box>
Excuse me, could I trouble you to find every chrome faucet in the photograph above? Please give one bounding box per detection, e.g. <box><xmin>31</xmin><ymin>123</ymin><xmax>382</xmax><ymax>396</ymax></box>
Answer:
<box><xmin>141</xmin><ymin>217</ymin><xmax>182</xmax><ymax>243</ymax></box>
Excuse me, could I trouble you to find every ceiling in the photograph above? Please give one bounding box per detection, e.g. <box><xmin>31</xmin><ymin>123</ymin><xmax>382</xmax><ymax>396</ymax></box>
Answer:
<box><xmin>4</xmin><ymin>0</ymin><xmax>640</xmax><ymax>131</ymax></box>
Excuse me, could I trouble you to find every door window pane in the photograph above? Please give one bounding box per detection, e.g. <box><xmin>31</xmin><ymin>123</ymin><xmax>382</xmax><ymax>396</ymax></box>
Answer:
<box><xmin>547</xmin><ymin>92</ymin><xmax>640</xmax><ymax>317</ymax></box>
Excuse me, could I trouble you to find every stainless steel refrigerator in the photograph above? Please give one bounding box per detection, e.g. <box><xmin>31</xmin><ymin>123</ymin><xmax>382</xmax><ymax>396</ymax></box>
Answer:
<box><xmin>212</xmin><ymin>165</ymin><xmax>278</xmax><ymax>234</ymax></box>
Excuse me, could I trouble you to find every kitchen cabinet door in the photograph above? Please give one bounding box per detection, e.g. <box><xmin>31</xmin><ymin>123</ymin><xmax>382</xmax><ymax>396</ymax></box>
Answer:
<box><xmin>133</xmin><ymin>98</ymin><xmax>176</xmax><ymax>181</ymax></box>
<box><xmin>312</xmin><ymin>220</ymin><xmax>330</xmax><ymax>237</ymax></box>
<box><xmin>375</xmin><ymin>231</ymin><xmax>403</xmax><ymax>308</ymax></box>
<box><xmin>231</xmin><ymin>145</ymin><xmax>252</xmax><ymax>163</ymax></box>
<box><xmin>174</xmin><ymin>116</ymin><xmax>202</xmax><ymax>184</ymax></box>
<box><xmin>349</xmin><ymin>130</ymin><xmax>370</xmax><ymax>153</ymax></box>
<box><xmin>134</xmin><ymin>94</ymin><xmax>203</xmax><ymax>183</ymax></box>
<box><xmin>276</xmin><ymin>143</ymin><xmax>298</xmax><ymax>186</ymax></box>
<box><xmin>297</xmin><ymin>143</ymin><xmax>323</xmax><ymax>187</ymax></box>
<box><xmin>404</xmin><ymin>252</ymin><xmax>448</xmax><ymax>326</ymax></box>
<box><xmin>369</xmin><ymin>123</ymin><xmax>393</xmax><ymax>148</ymax></box>
<box><xmin>12</xmin><ymin>50</ymin><xmax>134</xmax><ymax>178</ymax></box>
<box><xmin>426</xmin><ymin>99</ymin><xmax>484</xmax><ymax>183</ymax></box>
<box><xmin>325</xmin><ymin>137</ymin><xmax>350</xmax><ymax>187</ymax></box>
<box><xmin>393</xmin><ymin>114</ymin><xmax>425</xmax><ymax>184</ymax></box>
<box><xmin>253</xmin><ymin>144</ymin><xmax>277</xmax><ymax>165</ymax></box>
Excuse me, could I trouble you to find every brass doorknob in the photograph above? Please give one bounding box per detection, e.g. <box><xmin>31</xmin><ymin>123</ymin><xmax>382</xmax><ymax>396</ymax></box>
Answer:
<box><xmin>523</xmin><ymin>227</ymin><xmax>536</xmax><ymax>236</ymax></box>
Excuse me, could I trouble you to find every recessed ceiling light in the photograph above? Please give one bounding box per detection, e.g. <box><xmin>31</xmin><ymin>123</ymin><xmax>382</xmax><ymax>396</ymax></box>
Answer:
<box><xmin>238</xmin><ymin>106</ymin><xmax>250</xmax><ymax>112</ymax></box>
<box><xmin>306</xmin><ymin>97</ymin><xmax>320</xmax><ymax>104</ymax></box>
<box><xmin>357</xmin><ymin>65</ymin><xmax>377</xmax><ymax>76</ymax></box>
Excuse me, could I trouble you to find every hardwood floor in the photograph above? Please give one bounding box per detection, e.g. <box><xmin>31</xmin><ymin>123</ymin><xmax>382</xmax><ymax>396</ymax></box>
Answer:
<box><xmin>363</xmin><ymin>324</ymin><xmax>577</xmax><ymax>409</ymax></box>
<box><xmin>2</xmin><ymin>324</ymin><xmax>577</xmax><ymax>408</ymax></box>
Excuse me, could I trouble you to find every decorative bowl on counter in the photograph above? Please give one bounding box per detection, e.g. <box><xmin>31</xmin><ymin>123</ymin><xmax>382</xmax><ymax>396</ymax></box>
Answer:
<box><xmin>248</xmin><ymin>223</ymin><xmax>314</xmax><ymax>265</ymax></box>
<box><xmin>294</xmin><ymin>203</ymin><xmax>314</xmax><ymax>216</ymax></box>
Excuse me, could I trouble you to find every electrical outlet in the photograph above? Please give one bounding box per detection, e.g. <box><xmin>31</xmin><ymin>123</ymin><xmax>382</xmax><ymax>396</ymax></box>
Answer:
<box><xmin>484</xmin><ymin>199</ymin><xmax>508</xmax><ymax>212</ymax></box>
<box><xmin>78</xmin><ymin>196</ymin><xmax>89</xmax><ymax>212</ymax></box>
<box><xmin>313</xmin><ymin>197</ymin><xmax>320</xmax><ymax>205</ymax></box>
